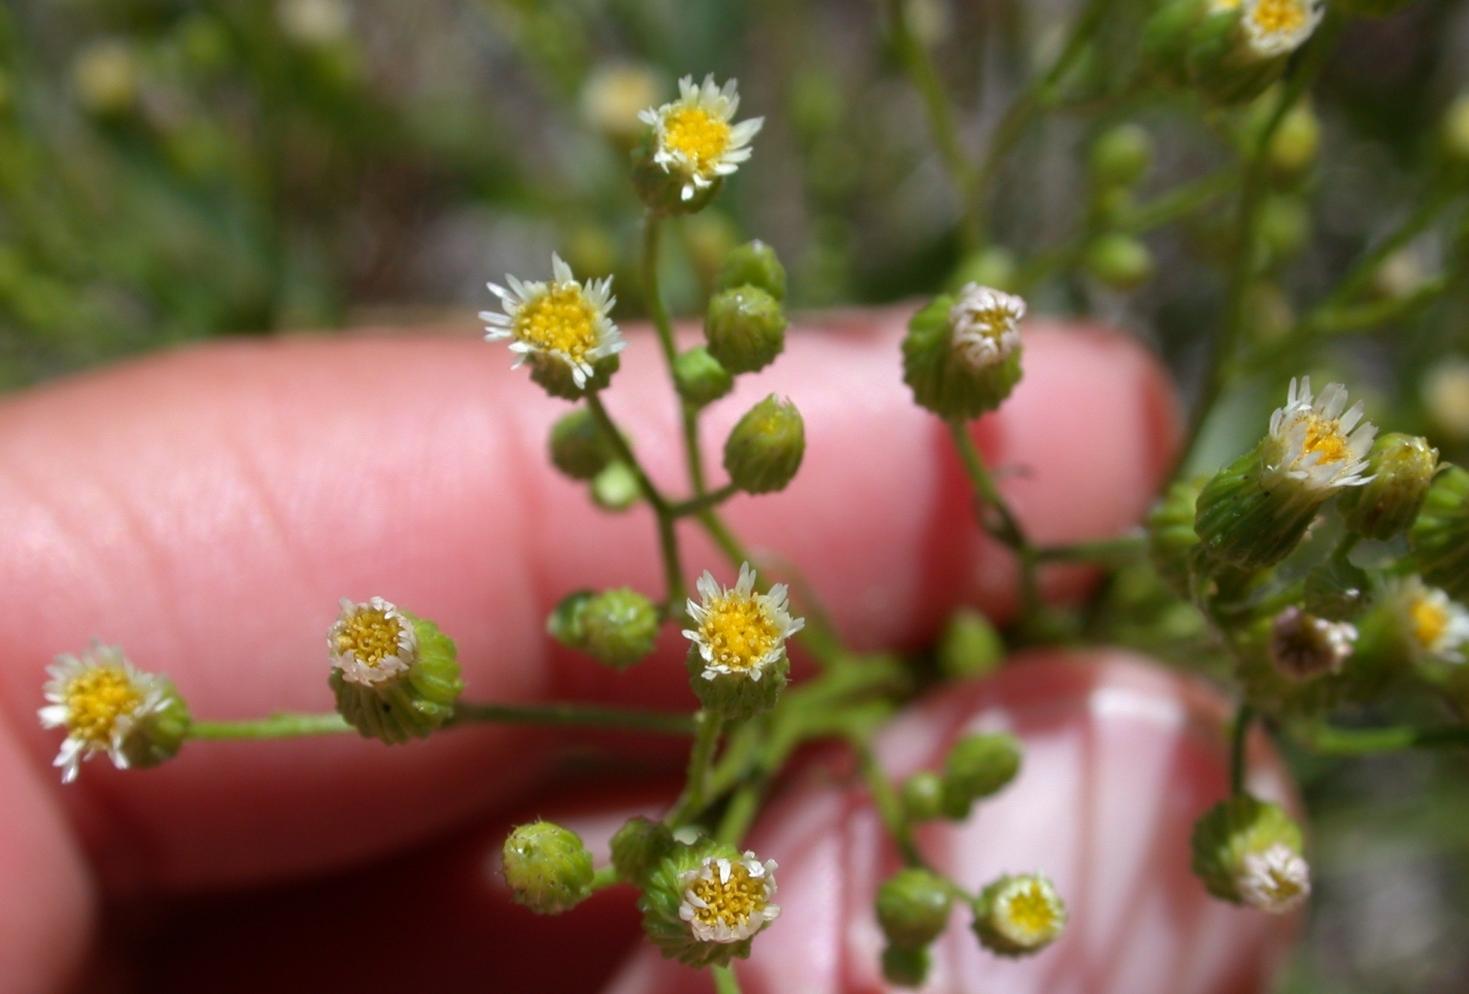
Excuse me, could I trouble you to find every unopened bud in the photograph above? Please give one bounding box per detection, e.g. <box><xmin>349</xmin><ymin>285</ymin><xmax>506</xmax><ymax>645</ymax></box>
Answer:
<box><xmin>724</xmin><ymin>395</ymin><xmax>805</xmax><ymax>494</ymax></box>
<box><xmin>549</xmin><ymin>408</ymin><xmax>613</xmax><ymax>481</ymax></box>
<box><xmin>502</xmin><ymin>820</ymin><xmax>596</xmax><ymax>914</ymax></box>
<box><xmin>876</xmin><ymin>868</ymin><xmax>954</xmax><ymax>950</ymax></box>
<box><xmin>673</xmin><ymin>346</ymin><xmax>734</xmax><ymax>408</ymax></box>
<box><xmin>718</xmin><ymin>240</ymin><xmax>787</xmax><ymax>300</ymax></box>
<box><xmin>941</xmin><ymin>733</ymin><xmax>1022</xmax><ymax>819</ymax></box>
<box><xmin>705</xmin><ymin>285</ymin><xmax>787</xmax><ymax>374</ymax></box>
<box><xmin>581</xmin><ymin>587</ymin><xmax>660</xmax><ymax>669</ymax></box>
<box><xmin>1410</xmin><ymin>465</ymin><xmax>1469</xmax><ymax>600</ymax></box>
<box><xmin>1340</xmin><ymin>433</ymin><xmax>1439</xmax><ymax>540</ymax></box>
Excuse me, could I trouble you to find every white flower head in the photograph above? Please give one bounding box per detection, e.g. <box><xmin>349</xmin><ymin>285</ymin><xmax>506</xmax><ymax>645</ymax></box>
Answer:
<box><xmin>330</xmin><ymin>596</ymin><xmax>417</xmax><ymax>687</ymax></box>
<box><xmin>677</xmin><ymin>851</ymin><xmax>780</xmax><ymax>944</ymax></box>
<box><xmin>1238</xmin><ymin>843</ymin><xmax>1311</xmax><ymax>914</ymax></box>
<box><xmin>682</xmin><ymin>562</ymin><xmax>805</xmax><ymax>682</ymax></box>
<box><xmin>1241</xmin><ymin>0</ymin><xmax>1324</xmax><ymax>58</ymax></box>
<box><xmin>638</xmin><ymin>74</ymin><xmax>763</xmax><ymax>202</ymax></box>
<box><xmin>1263</xmin><ymin>377</ymin><xmax>1377</xmax><ymax>494</ymax></box>
<box><xmin>989</xmin><ymin>873</ymin><xmax>1067</xmax><ymax>949</ymax></box>
<box><xmin>39</xmin><ymin>643</ymin><xmax>171</xmax><ymax>783</ymax></box>
<box><xmin>1269</xmin><ymin>606</ymin><xmax>1357</xmax><ymax>681</ymax></box>
<box><xmin>480</xmin><ymin>254</ymin><xmax>625</xmax><ymax>390</ymax></box>
<box><xmin>948</xmin><ymin>284</ymin><xmax>1026</xmax><ymax>370</ymax></box>
<box><xmin>1391</xmin><ymin>578</ymin><xmax>1469</xmax><ymax>663</ymax></box>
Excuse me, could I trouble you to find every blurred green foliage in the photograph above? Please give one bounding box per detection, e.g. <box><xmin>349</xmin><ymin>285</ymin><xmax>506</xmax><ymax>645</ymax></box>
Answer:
<box><xmin>2</xmin><ymin>1</ymin><xmax>1469</xmax><ymax>989</ymax></box>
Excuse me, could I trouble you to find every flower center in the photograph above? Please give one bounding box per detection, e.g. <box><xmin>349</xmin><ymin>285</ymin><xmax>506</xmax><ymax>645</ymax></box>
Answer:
<box><xmin>1299</xmin><ymin>413</ymin><xmax>1349</xmax><ymax>465</ymax></box>
<box><xmin>699</xmin><ymin>595</ymin><xmax>780</xmax><ymax>671</ymax></box>
<box><xmin>514</xmin><ymin>286</ymin><xmax>600</xmax><ymax>361</ymax></box>
<box><xmin>1251</xmin><ymin>0</ymin><xmax>1307</xmax><ymax>35</ymax></box>
<box><xmin>1003</xmin><ymin>882</ymin><xmax>1059</xmax><ymax>937</ymax></box>
<box><xmin>690</xmin><ymin>864</ymin><xmax>765</xmax><ymax>930</ymax></box>
<box><xmin>64</xmin><ymin>667</ymin><xmax>142</xmax><ymax>745</ymax></box>
<box><xmin>335</xmin><ymin>608</ymin><xmax>405</xmax><ymax>668</ymax></box>
<box><xmin>1262</xmin><ymin>865</ymin><xmax>1305</xmax><ymax>903</ymax></box>
<box><xmin>663</xmin><ymin>107</ymin><xmax>731</xmax><ymax>171</ymax></box>
<box><xmin>957</xmin><ymin>306</ymin><xmax>1014</xmax><ymax>342</ymax></box>
<box><xmin>1412</xmin><ymin>596</ymin><xmax>1449</xmax><ymax>650</ymax></box>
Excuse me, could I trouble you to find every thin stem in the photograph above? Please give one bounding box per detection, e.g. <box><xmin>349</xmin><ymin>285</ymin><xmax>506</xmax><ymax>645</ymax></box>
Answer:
<box><xmin>853</xmin><ymin>735</ymin><xmax>926</xmax><ymax>868</ymax></box>
<box><xmin>1033</xmin><ymin>533</ymin><xmax>1147</xmax><ymax>566</ymax></box>
<box><xmin>946</xmin><ymin>419</ymin><xmax>1040</xmax><ymax>616</ymax></box>
<box><xmin>641</xmin><ymin>214</ymin><xmax>679</xmax><ymax>368</ymax></box>
<box><xmin>1229</xmin><ymin>703</ymin><xmax>1255</xmax><ymax>796</ymax></box>
<box><xmin>1173</xmin><ymin>22</ymin><xmax>1337</xmax><ymax>478</ymax></box>
<box><xmin>188</xmin><ymin>713</ymin><xmax>353</xmax><ymax>740</ymax></box>
<box><xmin>589</xmin><ymin>864</ymin><xmax>622</xmax><ymax>893</ymax></box>
<box><xmin>449</xmin><ymin>701</ymin><xmax>696</xmax><ymax>736</ymax></box>
<box><xmin>669</xmin><ymin>482</ymin><xmax>740</xmax><ymax>518</ymax></box>
<box><xmin>1295</xmin><ymin>723</ymin><xmax>1469</xmax><ymax>755</ymax></box>
<box><xmin>666</xmin><ymin>712</ymin><xmax>724</xmax><ymax>826</ymax></box>
<box><xmin>712</xmin><ymin>965</ymin><xmax>743</xmax><ymax>994</ymax></box>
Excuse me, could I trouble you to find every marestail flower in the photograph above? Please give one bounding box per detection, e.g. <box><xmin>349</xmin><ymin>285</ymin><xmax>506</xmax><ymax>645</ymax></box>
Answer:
<box><xmin>1238</xmin><ymin>0</ymin><xmax>1323</xmax><ymax>57</ymax></box>
<box><xmin>640</xmin><ymin>840</ymin><xmax>781</xmax><ymax>967</ymax></box>
<box><xmin>972</xmin><ymin>873</ymin><xmax>1067</xmax><ymax>957</ymax></box>
<box><xmin>1261</xmin><ymin>377</ymin><xmax>1377</xmax><ymax>495</ymax></box>
<box><xmin>639</xmin><ymin>75</ymin><xmax>763</xmax><ymax>203</ymax></box>
<box><xmin>1237</xmin><ymin>843</ymin><xmax>1311</xmax><ymax>914</ymax></box>
<box><xmin>948</xmin><ymin>283</ymin><xmax>1025</xmax><ymax>370</ymax></box>
<box><xmin>328</xmin><ymin>597</ymin><xmax>463</xmax><ymax>743</ymax></box>
<box><xmin>1389</xmin><ymin>578</ymin><xmax>1469</xmax><ymax>664</ymax></box>
<box><xmin>481</xmin><ymin>253</ymin><xmax>625</xmax><ymax>394</ymax></box>
<box><xmin>1269</xmin><ymin>606</ymin><xmax>1357</xmax><ymax>681</ymax></box>
<box><xmin>40</xmin><ymin>644</ymin><xmax>185</xmax><ymax>783</ymax></box>
<box><xmin>683</xmin><ymin>562</ymin><xmax>803</xmax><ymax>683</ymax></box>
<box><xmin>329</xmin><ymin>595</ymin><xmax>417</xmax><ymax>687</ymax></box>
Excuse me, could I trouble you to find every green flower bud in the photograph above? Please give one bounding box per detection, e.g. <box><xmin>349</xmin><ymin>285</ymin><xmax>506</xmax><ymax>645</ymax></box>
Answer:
<box><xmin>876</xmin><ymin>868</ymin><xmax>954</xmax><ymax>950</ymax></box>
<box><xmin>328</xmin><ymin>600</ymin><xmax>463</xmax><ymax>744</ymax></box>
<box><xmin>1340</xmin><ymin>433</ymin><xmax>1439</xmax><ymax>540</ymax></box>
<box><xmin>546</xmin><ymin>589</ymin><xmax>594</xmax><ymax>649</ymax></box>
<box><xmin>581</xmin><ymin>587</ymin><xmax>660</xmax><ymax>669</ymax></box>
<box><xmin>687</xmin><ymin>648</ymin><xmax>789</xmax><ymax>720</ymax></box>
<box><xmin>530</xmin><ymin>352</ymin><xmax>620</xmax><ymax>401</ymax></box>
<box><xmin>632</xmin><ymin>137</ymin><xmax>722</xmax><ymax>215</ymax></box>
<box><xmin>639</xmin><ymin>839</ymin><xmax>780</xmax><ymax>967</ymax></box>
<box><xmin>673</xmin><ymin>346</ymin><xmax>735</xmax><ymax>408</ymax></box>
<box><xmin>936</xmin><ymin>608</ymin><xmax>1005</xmax><ymax>680</ymax></box>
<box><xmin>1147</xmin><ymin>476</ymin><xmax>1206</xmax><ymax>598</ymax></box>
<box><xmin>901</xmin><ymin>771</ymin><xmax>946</xmax><ymax>823</ymax></box>
<box><xmin>902</xmin><ymin>287</ymin><xmax>1026</xmax><ymax>419</ymax></box>
<box><xmin>549</xmin><ymin>408</ymin><xmax>614</xmax><ymax>481</ymax></box>
<box><xmin>724</xmin><ymin>395</ymin><xmax>806</xmax><ymax>494</ymax></box>
<box><xmin>1089</xmin><ymin>124</ymin><xmax>1154</xmax><ymax>188</ymax></box>
<box><xmin>948</xmin><ymin>246</ymin><xmax>1020</xmax><ymax>294</ymax></box>
<box><xmin>1084</xmin><ymin>233</ymin><xmax>1155</xmax><ymax>290</ymax></box>
<box><xmin>705</xmin><ymin>286</ymin><xmax>787</xmax><ymax>374</ymax></box>
<box><xmin>971</xmin><ymin>873</ymin><xmax>1067</xmax><ymax>957</ymax></box>
<box><xmin>1267</xmin><ymin>102</ymin><xmax>1321</xmax><ymax>183</ymax></box>
<box><xmin>592</xmin><ymin>461</ymin><xmax>641</xmax><ymax>512</ymax></box>
<box><xmin>1258</xmin><ymin>194</ymin><xmax>1311</xmax><ymax>266</ymax></box>
<box><xmin>610</xmin><ymin>816</ymin><xmax>675</xmax><ymax>886</ymax></box>
<box><xmin>502</xmin><ymin>820</ymin><xmax>596</xmax><ymax>914</ymax></box>
<box><xmin>718</xmin><ymin>240</ymin><xmax>787</xmax><ymax>300</ymax></box>
<box><xmin>941</xmin><ymin>733</ymin><xmax>1022</xmax><ymax>819</ymax></box>
<box><xmin>1191</xmin><ymin>795</ymin><xmax>1310</xmax><ymax>913</ymax></box>
<box><xmin>881</xmin><ymin>945</ymin><xmax>931</xmax><ymax>988</ymax></box>
<box><xmin>1442</xmin><ymin>94</ymin><xmax>1469</xmax><ymax>172</ymax></box>
<box><xmin>1194</xmin><ymin>445</ymin><xmax>1320</xmax><ymax>570</ymax></box>
<box><xmin>72</xmin><ymin>39</ymin><xmax>139</xmax><ymax>116</ymax></box>
<box><xmin>1410</xmin><ymin>465</ymin><xmax>1469</xmax><ymax>600</ymax></box>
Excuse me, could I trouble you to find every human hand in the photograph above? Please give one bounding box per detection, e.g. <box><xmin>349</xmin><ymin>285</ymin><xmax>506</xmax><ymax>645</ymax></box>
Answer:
<box><xmin>0</xmin><ymin>308</ymin><xmax>1294</xmax><ymax>993</ymax></box>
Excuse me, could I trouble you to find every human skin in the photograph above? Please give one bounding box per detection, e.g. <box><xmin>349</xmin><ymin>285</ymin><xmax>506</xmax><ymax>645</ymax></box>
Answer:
<box><xmin>0</xmin><ymin>308</ymin><xmax>1293</xmax><ymax>993</ymax></box>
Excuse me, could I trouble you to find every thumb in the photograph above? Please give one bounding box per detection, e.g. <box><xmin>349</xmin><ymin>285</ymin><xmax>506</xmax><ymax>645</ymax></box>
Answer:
<box><xmin>605</xmin><ymin>651</ymin><xmax>1299</xmax><ymax>994</ymax></box>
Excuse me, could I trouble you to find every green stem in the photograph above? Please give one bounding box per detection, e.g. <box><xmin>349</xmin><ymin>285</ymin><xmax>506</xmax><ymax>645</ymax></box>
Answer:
<box><xmin>188</xmin><ymin>713</ymin><xmax>353</xmax><ymax>740</ymax></box>
<box><xmin>853</xmin><ymin>735</ymin><xmax>926</xmax><ymax>868</ymax></box>
<box><xmin>669</xmin><ymin>482</ymin><xmax>740</xmax><ymax>518</ymax></box>
<box><xmin>589</xmin><ymin>864</ymin><xmax>622</xmax><ymax>893</ymax></box>
<box><xmin>449</xmin><ymin>701</ymin><xmax>697</xmax><ymax>736</ymax></box>
<box><xmin>1229</xmin><ymin>703</ymin><xmax>1255</xmax><ymax>796</ymax></box>
<box><xmin>712</xmin><ymin>965</ymin><xmax>743</xmax><ymax>994</ymax></box>
<box><xmin>946</xmin><ymin>419</ymin><xmax>1040</xmax><ymax>617</ymax></box>
<box><xmin>666</xmin><ymin>712</ymin><xmax>724</xmax><ymax>826</ymax></box>
<box><xmin>1295</xmin><ymin>723</ymin><xmax>1469</xmax><ymax>755</ymax></box>
<box><xmin>1173</xmin><ymin>29</ymin><xmax>1335</xmax><ymax>478</ymax></box>
<box><xmin>642</xmin><ymin>214</ymin><xmax>679</xmax><ymax>369</ymax></box>
<box><xmin>1034</xmin><ymin>533</ymin><xmax>1147</xmax><ymax>566</ymax></box>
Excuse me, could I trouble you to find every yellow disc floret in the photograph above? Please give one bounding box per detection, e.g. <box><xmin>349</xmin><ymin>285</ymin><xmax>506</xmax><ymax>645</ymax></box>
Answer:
<box><xmin>334</xmin><ymin>606</ymin><xmax>406</xmax><ymax>670</ymax></box>
<box><xmin>690</xmin><ymin>862</ymin><xmax>766</xmax><ymax>931</ymax></box>
<box><xmin>1299</xmin><ymin>414</ymin><xmax>1350</xmax><ymax>467</ymax></box>
<box><xmin>1411</xmin><ymin>595</ymin><xmax>1449</xmax><ymax>650</ymax></box>
<box><xmin>1002</xmin><ymin>879</ymin><xmax>1063</xmax><ymax>938</ymax></box>
<box><xmin>62</xmin><ymin>666</ymin><xmax>142</xmax><ymax>746</ymax></box>
<box><xmin>662</xmin><ymin>106</ymin><xmax>732</xmax><ymax>173</ymax></box>
<box><xmin>512</xmin><ymin>285</ymin><xmax>600</xmax><ymax>363</ymax></box>
<box><xmin>1251</xmin><ymin>0</ymin><xmax>1308</xmax><ymax>35</ymax></box>
<box><xmin>698</xmin><ymin>593</ymin><xmax>780</xmax><ymax>673</ymax></box>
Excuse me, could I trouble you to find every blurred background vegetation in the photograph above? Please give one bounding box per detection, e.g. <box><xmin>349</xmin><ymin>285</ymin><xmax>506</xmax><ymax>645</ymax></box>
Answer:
<box><xmin>2</xmin><ymin>0</ymin><xmax>1468</xmax><ymax>990</ymax></box>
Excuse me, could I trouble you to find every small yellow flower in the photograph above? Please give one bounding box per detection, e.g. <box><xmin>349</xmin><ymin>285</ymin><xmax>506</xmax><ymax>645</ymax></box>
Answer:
<box><xmin>683</xmin><ymin>562</ymin><xmax>804</xmax><ymax>682</ymax></box>
<box><xmin>1391</xmin><ymin>578</ymin><xmax>1469</xmax><ymax>662</ymax></box>
<box><xmin>639</xmin><ymin>75</ymin><xmax>763</xmax><ymax>202</ymax></box>
<box><xmin>481</xmin><ymin>254</ymin><xmax>624</xmax><ymax>391</ymax></box>
<box><xmin>1237</xmin><ymin>843</ymin><xmax>1310</xmax><ymax>914</ymax></box>
<box><xmin>1241</xmin><ymin>0</ymin><xmax>1323</xmax><ymax>57</ymax></box>
<box><xmin>39</xmin><ymin>644</ymin><xmax>171</xmax><ymax>783</ymax></box>
<box><xmin>1263</xmin><ymin>377</ymin><xmax>1377</xmax><ymax>494</ymax></box>
<box><xmin>677</xmin><ymin>851</ymin><xmax>781</xmax><ymax>944</ymax></box>
<box><xmin>948</xmin><ymin>284</ymin><xmax>1026</xmax><ymax>370</ymax></box>
<box><xmin>329</xmin><ymin>596</ymin><xmax>417</xmax><ymax>687</ymax></box>
<box><xmin>990</xmin><ymin>875</ymin><xmax>1065</xmax><ymax>947</ymax></box>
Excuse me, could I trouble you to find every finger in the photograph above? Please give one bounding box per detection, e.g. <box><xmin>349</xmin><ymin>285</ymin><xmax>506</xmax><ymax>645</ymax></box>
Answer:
<box><xmin>0</xmin><ymin>309</ymin><xmax>1176</xmax><ymax>895</ymax></box>
<box><xmin>605</xmin><ymin>651</ymin><xmax>1299</xmax><ymax>994</ymax></box>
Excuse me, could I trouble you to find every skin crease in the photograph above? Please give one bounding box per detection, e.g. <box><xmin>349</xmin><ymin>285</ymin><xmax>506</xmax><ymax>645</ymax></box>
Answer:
<box><xmin>0</xmin><ymin>308</ymin><xmax>1292</xmax><ymax>993</ymax></box>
